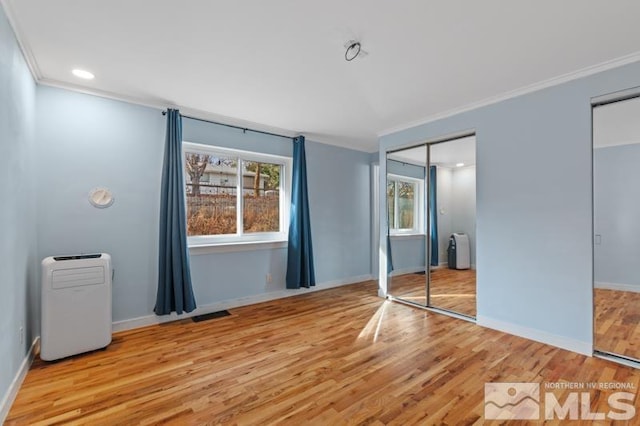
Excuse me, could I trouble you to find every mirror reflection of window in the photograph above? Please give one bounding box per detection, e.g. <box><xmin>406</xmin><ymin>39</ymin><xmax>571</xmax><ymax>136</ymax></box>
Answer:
<box><xmin>387</xmin><ymin>175</ymin><xmax>422</xmax><ymax>234</ymax></box>
<box><xmin>398</xmin><ymin>181</ymin><xmax>415</xmax><ymax>229</ymax></box>
<box><xmin>387</xmin><ymin>181</ymin><xmax>395</xmax><ymax>229</ymax></box>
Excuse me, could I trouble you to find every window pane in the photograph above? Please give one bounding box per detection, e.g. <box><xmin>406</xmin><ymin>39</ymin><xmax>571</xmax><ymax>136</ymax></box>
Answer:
<box><xmin>397</xmin><ymin>181</ymin><xmax>415</xmax><ymax>229</ymax></box>
<box><xmin>243</xmin><ymin>161</ymin><xmax>281</xmax><ymax>233</ymax></box>
<box><xmin>185</xmin><ymin>152</ymin><xmax>237</xmax><ymax>236</ymax></box>
<box><xmin>387</xmin><ymin>181</ymin><xmax>395</xmax><ymax>227</ymax></box>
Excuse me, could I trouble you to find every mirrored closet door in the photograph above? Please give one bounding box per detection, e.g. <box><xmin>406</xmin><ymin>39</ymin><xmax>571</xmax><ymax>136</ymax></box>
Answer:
<box><xmin>385</xmin><ymin>135</ymin><xmax>477</xmax><ymax>318</ymax></box>
<box><xmin>593</xmin><ymin>93</ymin><xmax>640</xmax><ymax>362</ymax></box>
<box><xmin>428</xmin><ymin>137</ymin><xmax>477</xmax><ymax>318</ymax></box>
<box><xmin>386</xmin><ymin>145</ymin><xmax>428</xmax><ymax>306</ymax></box>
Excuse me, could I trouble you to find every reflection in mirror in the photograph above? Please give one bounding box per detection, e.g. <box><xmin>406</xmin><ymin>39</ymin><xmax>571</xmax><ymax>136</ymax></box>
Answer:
<box><xmin>386</xmin><ymin>147</ymin><xmax>427</xmax><ymax>306</ymax></box>
<box><xmin>593</xmin><ymin>95</ymin><xmax>640</xmax><ymax>362</ymax></box>
<box><xmin>428</xmin><ymin>136</ymin><xmax>476</xmax><ymax>318</ymax></box>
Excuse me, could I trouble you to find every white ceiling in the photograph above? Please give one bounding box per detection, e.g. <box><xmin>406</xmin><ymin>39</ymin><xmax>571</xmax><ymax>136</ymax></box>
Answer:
<box><xmin>593</xmin><ymin>96</ymin><xmax>640</xmax><ymax>148</ymax></box>
<box><xmin>4</xmin><ymin>1</ymin><xmax>640</xmax><ymax>152</ymax></box>
<box><xmin>388</xmin><ymin>135</ymin><xmax>475</xmax><ymax>168</ymax></box>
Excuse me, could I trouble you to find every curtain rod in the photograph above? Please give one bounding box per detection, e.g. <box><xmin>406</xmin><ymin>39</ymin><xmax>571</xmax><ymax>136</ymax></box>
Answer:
<box><xmin>162</xmin><ymin>110</ymin><xmax>294</xmax><ymax>140</ymax></box>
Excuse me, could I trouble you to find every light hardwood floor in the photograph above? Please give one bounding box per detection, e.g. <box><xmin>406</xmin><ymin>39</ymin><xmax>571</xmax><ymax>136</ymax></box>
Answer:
<box><xmin>389</xmin><ymin>272</ymin><xmax>428</xmax><ymax>306</ymax></box>
<box><xmin>595</xmin><ymin>288</ymin><xmax>640</xmax><ymax>361</ymax></box>
<box><xmin>390</xmin><ymin>268</ymin><xmax>476</xmax><ymax>317</ymax></box>
<box><xmin>7</xmin><ymin>281</ymin><xmax>640</xmax><ymax>425</ymax></box>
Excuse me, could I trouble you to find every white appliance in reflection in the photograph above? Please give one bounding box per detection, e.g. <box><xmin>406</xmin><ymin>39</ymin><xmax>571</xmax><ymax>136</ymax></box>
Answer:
<box><xmin>447</xmin><ymin>233</ymin><xmax>471</xmax><ymax>270</ymax></box>
<box><xmin>41</xmin><ymin>253</ymin><xmax>112</xmax><ymax>361</ymax></box>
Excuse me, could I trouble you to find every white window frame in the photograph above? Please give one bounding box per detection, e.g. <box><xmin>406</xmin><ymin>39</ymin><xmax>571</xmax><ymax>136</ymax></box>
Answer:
<box><xmin>387</xmin><ymin>173</ymin><xmax>424</xmax><ymax>236</ymax></box>
<box><xmin>183</xmin><ymin>141</ymin><xmax>292</xmax><ymax>247</ymax></box>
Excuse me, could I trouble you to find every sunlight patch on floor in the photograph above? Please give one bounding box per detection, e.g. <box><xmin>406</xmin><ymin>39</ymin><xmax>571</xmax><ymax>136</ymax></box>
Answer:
<box><xmin>357</xmin><ymin>300</ymin><xmax>390</xmax><ymax>342</ymax></box>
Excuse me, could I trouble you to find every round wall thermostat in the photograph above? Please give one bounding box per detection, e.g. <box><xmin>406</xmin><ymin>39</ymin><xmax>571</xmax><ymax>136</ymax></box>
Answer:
<box><xmin>88</xmin><ymin>187</ymin><xmax>114</xmax><ymax>208</ymax></box>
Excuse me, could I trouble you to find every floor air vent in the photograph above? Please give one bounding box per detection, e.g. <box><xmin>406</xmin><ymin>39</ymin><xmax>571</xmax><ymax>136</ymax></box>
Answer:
<box><xmin>192</xmin><ymin>310</ymin><xmax>231</xmax><ymax>322</ymax></box>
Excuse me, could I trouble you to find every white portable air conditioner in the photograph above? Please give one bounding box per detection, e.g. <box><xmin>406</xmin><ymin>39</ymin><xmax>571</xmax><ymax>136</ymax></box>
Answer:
<box><xmin>447</xmin><ymin>233</ymin><xmax>471</xmax><ymax>270</ymax></box>
<box><xmin>41</xmin><ymin>253</ymin><xmax>112</xmax><ymax>361</ymax></box>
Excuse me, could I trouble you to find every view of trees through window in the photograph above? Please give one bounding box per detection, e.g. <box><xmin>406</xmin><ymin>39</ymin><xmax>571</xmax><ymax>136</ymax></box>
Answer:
<box><xmin>243</xmin><ymin>161</ymin><xmax>280</xmax><ymax>233</ymax></box>
<box><xmin>387</xmin><ymin>178</ymin><xmax>416</xmax><ymax>230</ymax></box>
<box><xmin>184</xmin><ymin>151</ymin><xmax>281</xmax><ymax>236</ymax></box>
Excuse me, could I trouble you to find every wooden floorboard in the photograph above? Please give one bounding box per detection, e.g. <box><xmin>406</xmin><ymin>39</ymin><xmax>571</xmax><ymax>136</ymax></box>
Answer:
<box><xmin>7</xmin><ymin>281</ymin><xmax>640</xmax><ymax>425</ymax></box>
<box><xmin>595</xmin><ymin>288</ymin><xmax>640</xmax><ymax>361</ymax></box>
<box><xmin>390</xmin><ymin>268</ymin><xmax>476</xmax><ymax>317</ymax></box>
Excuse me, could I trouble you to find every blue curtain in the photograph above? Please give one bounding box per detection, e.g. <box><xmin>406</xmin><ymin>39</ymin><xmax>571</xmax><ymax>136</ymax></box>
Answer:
<box><xmin>429</xmin><ymin>165</ymin><xmax>439</xmax><ymax>267</ymax></box>
<box><xmin>286</xmin><ymin>136</ymin><xmax>316</xmax><ymax>289</ymax></box>
<box><xmin>154</xmin><ymin>109</ymin><xmax>197</xmax><ymax>315</ymax></box>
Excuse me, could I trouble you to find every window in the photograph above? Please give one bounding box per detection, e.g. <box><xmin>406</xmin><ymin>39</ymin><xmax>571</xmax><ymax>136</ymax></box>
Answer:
<box><xmin>387</xmin><ymin>174</ymin><xmax>424</xmax><ymax>235</ymax></box>
<box><xmin>183</xmin><ymin>142</ymin><xmax>291</xmax><ymax>246</ymax></box>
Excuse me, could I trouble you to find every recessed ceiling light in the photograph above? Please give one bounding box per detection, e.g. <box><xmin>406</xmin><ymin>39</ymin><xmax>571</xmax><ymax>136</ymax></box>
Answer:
<box><xmin>72</xmin><ymin>69</ymin><xmax>95</xmax><ymax>80</ymax></box>
<box><xmin>456</xmin><ymin>162</ymin><xmax>465</xmax><ymax>167</ymax></box>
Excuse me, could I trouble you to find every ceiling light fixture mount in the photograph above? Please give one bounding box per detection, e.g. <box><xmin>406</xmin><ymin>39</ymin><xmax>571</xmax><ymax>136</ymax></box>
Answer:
<box><xmin>345</xmin><ymin>41</ymin><xmax>361</xmax><ymax>61</ymax></box>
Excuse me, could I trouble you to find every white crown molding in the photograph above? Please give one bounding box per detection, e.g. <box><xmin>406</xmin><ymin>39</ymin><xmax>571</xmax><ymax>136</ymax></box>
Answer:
<box><xmin>378</xmin><ymin>50</ymin><xmax>640</xmax><ymax>138</ymax></box>
<box><xmin>0</xmin><ymin>0</ymin><xmax>41</xmax><ymax>80</ymax></box>
<box><xmin>38</xmin><ymin>77</ymin><xmax>302</xmax><ymax>135</ymax></box>
<box><xmin>39</xmin><ymin>77</ymin><xmax>174</xmax><ymax>114</ymax></box>
<box><xmin>37</xmin><ymin>78</ymin><xmax>377</xmax><ymax>153</ymax></box>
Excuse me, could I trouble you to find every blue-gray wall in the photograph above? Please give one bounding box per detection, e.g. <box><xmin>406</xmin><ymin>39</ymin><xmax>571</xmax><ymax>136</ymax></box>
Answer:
<box><xmin>389</xmin><ymin>236</ymin><xmax>425</xmax><ymax>275</ymax></box>
<box><xmin>594</xmin><ymin>144</ymin><xmax>640</xmax><ymax>287</ymax></box>
<box><xmin>35</xmin><ymin>85</ymin><xmax>372</xmax><ymax>324</ymax></box>
<box><xmin>436</xmin><ymin>167</ymin><xmax>452</xmax><ymax>265</ymax></box>
<box><xmin>387</xmin><ymin>159</ymin><xmax>424</xmax><ymax>179</ymax></box>
<box><xmin>380</xmin><ymin>60</ymin><xmax>640</xmax><ymax>351</ymax></box>
<box><xmin>0</xmin><ymin>6</ymin><xmax>37</xmax><ymax>414</ymax></box>
<box><xmin>450</xmin><ymin>166</ymin><xmax>476</xmax><ymax>266</ymax></box>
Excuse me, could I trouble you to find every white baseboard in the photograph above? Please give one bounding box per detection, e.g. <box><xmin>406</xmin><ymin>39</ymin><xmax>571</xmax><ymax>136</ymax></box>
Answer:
<box><xmin>0</xmin><ymin>337</ymin><xmax>39</xmax><ymax>424</ymax></box>
<box><xmin>389</xmin><ymin>266</ymin><xmax>424</xmax><ymax>277</ymax></box>
<box><xmin>595</xmin><ymin>281</ymin><xmax>640</xmax><ymax>293</ymax></box>
<box><xmin>476</xmin><ymin>315</ymin><xmax>592</xmax><ymax>356</ymax></box>
<box><xmin>437</xmin><ymin>262</ymin><xmax>476</xmax><ymax>270</ymax></box>
<box><xmin>389</xmin><ymin>265</ymin><xmax>478</xmax><ymax>275</ymax></box>
<box><xmin>112</xmin><ymin>274</ymin><xmax>374</xmax><ymax>333</ymax></box>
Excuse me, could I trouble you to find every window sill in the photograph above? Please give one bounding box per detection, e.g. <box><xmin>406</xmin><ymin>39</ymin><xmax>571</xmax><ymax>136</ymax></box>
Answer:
<box><xmin>189</xmin><ymin>240</ymin><xmax>288</xmax><ymax>255</ymax></box>
<box><xmin>390</xmin><ymin>233</ymin><xmax>425</xmax><ymax>240</ymax></box>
